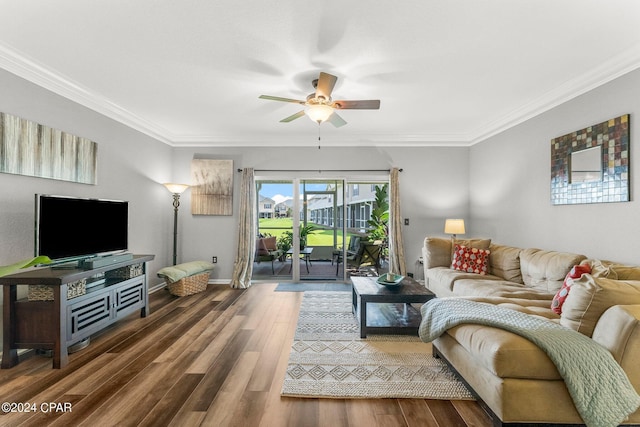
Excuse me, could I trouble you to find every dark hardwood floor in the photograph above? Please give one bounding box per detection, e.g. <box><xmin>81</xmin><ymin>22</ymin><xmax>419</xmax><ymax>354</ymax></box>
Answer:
<box><xmin>0</xmin><ymin>283</ymin><xmax>492</xmax><ymax>427</ymax></box>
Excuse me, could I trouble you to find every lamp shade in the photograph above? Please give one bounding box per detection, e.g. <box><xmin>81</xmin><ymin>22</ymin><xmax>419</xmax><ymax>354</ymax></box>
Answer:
<box><xmin>305</xmin><ymin>104</ymin><xmax>334</xmax><ymax>123</ymax></box>
<box><xmin>163</xmin><ymin>183</ymin><xmax>189</xmax><ymax>194</ymax></box>
<box><xmin>444</xmin><ymin>219</ymin><xmax>465</xmax><ymax>235</ymax></box>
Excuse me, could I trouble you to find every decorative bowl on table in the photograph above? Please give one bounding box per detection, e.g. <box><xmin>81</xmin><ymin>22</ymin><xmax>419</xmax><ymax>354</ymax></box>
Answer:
<box><xmin>376</xmin><ymin>274</ymin><xmax>404</xmax><ymax>286</ymax></box>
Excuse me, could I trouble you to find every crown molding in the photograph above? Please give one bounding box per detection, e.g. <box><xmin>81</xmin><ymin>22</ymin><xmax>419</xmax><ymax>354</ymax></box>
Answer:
<box><xmin>168</xmin><ymin>132</ymin><xmax>471</xmax><ymax>147</ymax></box>
<box><xmin>0</xmin><ymin>42</ymin><xmax>175</xmax><ymax>145</ymax></box>
<box><xmin>1</xmin><ymin>40</ymin><xmax>638</xmax><ymax>148</ymax></box>
<box><xmin>469</xmin><ymin>42</ymin><xmax>640</xmax><ymax>145</ymax></box>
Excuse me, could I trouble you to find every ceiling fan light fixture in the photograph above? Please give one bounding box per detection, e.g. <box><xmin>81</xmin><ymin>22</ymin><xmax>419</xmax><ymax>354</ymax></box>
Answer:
<box><xmin>305</xmin><ymin>104</ymin><xmax>334</xmax><ymax>124</ymax></box>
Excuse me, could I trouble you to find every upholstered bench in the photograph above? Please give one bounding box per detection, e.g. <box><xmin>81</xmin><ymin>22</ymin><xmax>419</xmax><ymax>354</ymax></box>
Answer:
<box><xmin>157</xmin><ymin>260</ymin><xmax>215</xmax><ymax>296</ymax></box>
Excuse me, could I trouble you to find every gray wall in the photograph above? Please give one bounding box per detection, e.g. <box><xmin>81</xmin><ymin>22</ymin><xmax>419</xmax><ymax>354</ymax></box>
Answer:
<box><xmin>170</xmin><ymin>146</ymin><xmax>470</xmax><ymax>280</ymax></box>
<box><xmin>3</xmin><ymin>64</ymin><xmax>638</xmax><ymax>284</ymax></box>
<box><xmin>469</xmin><ymin>68</ymin><xmax>640</xmax><ymax>264</ymax></box>
<box><xmin>0</xmin><ymin>66</ymin><xmax>470</xmax><ymax>286</ymax></box>
<box><xmin>0</xmin><ymin>69</ymin><xmax>174</xmax><ymax>286</ymax></box>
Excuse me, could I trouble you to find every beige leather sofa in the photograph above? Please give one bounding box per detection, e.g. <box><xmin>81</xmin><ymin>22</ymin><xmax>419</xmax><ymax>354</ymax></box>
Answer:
<box><xmin>422</xmin><ymin>237</ymin><xmax>640</xmax><ymax>426</ymax></box>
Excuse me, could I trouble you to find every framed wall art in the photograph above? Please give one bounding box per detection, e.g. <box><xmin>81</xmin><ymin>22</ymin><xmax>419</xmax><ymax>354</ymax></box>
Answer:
<box><xmin>191</xmin><ymin>159</ymin><xmax>233</xmax><ymax>215</ymax></box>
<box><xmin>550</xmin><ymin>114</ymin><xmax>629</xmax><ymax>205</ymax></box>
<box><xmin>0</xmin><ymin>112</ymin><xmax>97</xmax><ymax>185</ymax></box>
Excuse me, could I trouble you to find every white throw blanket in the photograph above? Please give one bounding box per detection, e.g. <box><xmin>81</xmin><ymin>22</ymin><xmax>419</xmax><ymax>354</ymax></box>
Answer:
<box><xmin>418</xmin><ymin>298</ymin><xmax>640</xmax><ymax>427</ymax></box>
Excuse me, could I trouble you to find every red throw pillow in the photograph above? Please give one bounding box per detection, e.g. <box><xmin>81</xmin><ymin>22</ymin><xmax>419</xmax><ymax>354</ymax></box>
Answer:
<box><xmin>451</xmin><ymin>244</ymin><xmax>490</xmax><ymax>275</ymax></box>
<box><xmin>551</xmin><ymin>264</ymin><xmax>592</xmax><ymax>314</ymax></box>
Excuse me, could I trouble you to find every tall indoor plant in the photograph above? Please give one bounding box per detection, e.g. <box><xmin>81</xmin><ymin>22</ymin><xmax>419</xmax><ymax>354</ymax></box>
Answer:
<box><xmin>367</xmin><ymin>184</ymin><xmax>389</xmax><ymax>255</ymax></box>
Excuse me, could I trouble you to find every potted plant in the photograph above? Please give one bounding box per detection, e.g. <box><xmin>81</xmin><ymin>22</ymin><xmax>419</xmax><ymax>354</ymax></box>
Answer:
<box><xmin>277</xmin><ymin>231</ymin><xmax>293</xmax><ymax>257</ymax></box>
<box><xmin>278</xmin><ymin>224</ymin><xmax>319</xmax><ymax>253</ymax></box>
<box><xmin>299</xmin><ymin>223</ymin><xmax>319</xmax><ymax>249</ymax></box>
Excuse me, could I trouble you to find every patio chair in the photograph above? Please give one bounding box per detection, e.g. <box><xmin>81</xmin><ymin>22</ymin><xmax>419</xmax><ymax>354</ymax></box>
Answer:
<box><xmin>255</xmin><ymin>236</ymin><xmax>282</xmax><ymax>274</ymax></box>
<box><xmin>335</xmin><ymin>240</ymin><xmax>382</xmax><ymax>276</ymax></box>
<box><xmin>331</xmin><ymin>235</ymin><xmax>361</xmax><ymax>265</ymax></box>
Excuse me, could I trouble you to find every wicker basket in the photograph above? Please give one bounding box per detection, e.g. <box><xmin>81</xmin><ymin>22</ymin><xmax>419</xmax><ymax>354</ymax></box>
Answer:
<box><xmin>166</xmin><ymin>271</ymin><xmax>210</xmax><ymax>296</ymax></box>
<box><xmin>28</xmin><ymin>278</ymin><xmax>87</xmax><ymax>301</ymax></box>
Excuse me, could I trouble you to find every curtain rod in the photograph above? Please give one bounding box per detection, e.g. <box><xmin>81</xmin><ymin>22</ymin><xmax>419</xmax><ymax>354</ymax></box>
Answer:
<box><xmin>237</xmin><ymin>168</ymin><xmax>402</xmax><ymax>173</ymax></box>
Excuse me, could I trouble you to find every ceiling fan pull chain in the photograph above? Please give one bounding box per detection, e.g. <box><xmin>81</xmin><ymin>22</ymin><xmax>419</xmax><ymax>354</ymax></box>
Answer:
<box><xmin>318</xmin><ymin>124</ymin><xmax>321</xmax><ymax>149</ymax></box>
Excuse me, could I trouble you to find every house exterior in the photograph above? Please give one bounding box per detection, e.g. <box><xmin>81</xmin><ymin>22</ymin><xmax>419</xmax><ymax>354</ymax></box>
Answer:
<box><xmin>258</xmin><ymin>195</ymin><xmax>275</xmax><ymax>219</ymax></box>
<box><xmin>304</xmin><ymin>183</ymin><xmax>383</xmax><ymax>232</ymax></box>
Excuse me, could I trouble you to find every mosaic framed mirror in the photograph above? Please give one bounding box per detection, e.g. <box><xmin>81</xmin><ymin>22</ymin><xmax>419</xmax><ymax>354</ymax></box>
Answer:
<box><xmin>550</xmin><ymin>114</ymin><xmax>630</xmax><ymax>205</ymax></box>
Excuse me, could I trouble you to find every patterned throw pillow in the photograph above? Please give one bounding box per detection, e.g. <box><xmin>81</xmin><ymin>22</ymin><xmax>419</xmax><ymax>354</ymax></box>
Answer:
<box><xmin>551</xmin><ymin>264</ymin><xmax>592</xmax><ymax>314</ymax></box>
<box><xmin>451</xmin><ymin>244</ymin><xmax>490</xmax><ymax>275</ymax></box>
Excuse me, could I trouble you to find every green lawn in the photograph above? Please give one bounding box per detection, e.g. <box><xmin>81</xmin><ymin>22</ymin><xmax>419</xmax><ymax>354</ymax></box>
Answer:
<box><xmin>258</xmin><ymin>218</ymin><xmax>358</xmax><ymax>247</ymax></box>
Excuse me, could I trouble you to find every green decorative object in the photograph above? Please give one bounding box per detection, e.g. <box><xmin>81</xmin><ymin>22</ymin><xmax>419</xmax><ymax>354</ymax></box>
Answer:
<box><xmin>0</xmin><ymin>256</ymin><xmax>51</xmax><ymax>278</ymax></box>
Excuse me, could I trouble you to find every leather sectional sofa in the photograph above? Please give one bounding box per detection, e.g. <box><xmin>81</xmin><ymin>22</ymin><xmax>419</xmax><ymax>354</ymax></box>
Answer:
<box><xmin>421</xmin><ymin>237</ymin><xmax>640</xmax><ymax>426</ymax></box>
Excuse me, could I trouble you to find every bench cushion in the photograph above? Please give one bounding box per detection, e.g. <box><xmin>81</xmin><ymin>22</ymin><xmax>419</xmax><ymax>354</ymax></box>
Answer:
<box><xmin>157</xmin><ymin>260</ymin><xmax>215</xmax><ymax>283</ymax></box>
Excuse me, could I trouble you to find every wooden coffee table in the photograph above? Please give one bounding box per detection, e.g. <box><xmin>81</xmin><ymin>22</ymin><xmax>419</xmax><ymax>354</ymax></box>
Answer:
<box><xmin>351</xmin><ymin>276</ymin><xmax>435</xmax><ymax>338</ymax></box>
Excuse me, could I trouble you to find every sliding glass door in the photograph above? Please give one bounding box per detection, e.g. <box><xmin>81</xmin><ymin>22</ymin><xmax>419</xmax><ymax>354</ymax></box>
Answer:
<box><xmin>251</xmin><ymin>174</ymin><xmax>389</xmax><ymax>282</ymax></box>
<box><xmin>252</xmin><ymin>178</ymin><xmax>346</xmax><ymax>282</ymax></box>
<box><xmin>299</xmin><ymin>179</ymin><xmax>345</xmax><ymax>281</ymax></box>
<box><xmin>253</xmin><ymin>180</ymin><xmax>294</xmax><ymax>281</ymax></box>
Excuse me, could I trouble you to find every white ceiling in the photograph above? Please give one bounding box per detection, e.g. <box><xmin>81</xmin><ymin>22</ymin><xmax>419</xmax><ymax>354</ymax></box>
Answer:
<box><xmin>1</xmin><ymin>0</ymin><xmax>639</xmax><ymax>147</ymax></box>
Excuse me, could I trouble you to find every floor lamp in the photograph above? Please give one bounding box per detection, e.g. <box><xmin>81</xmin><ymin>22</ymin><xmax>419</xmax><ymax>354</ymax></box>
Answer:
<box><xmin>164</xmin><ymin>183</ymin><xmax>189</xmax><ymax>265</ymax></box>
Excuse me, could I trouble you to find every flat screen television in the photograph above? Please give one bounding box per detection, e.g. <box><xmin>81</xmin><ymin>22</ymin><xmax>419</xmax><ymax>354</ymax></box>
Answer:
<box><xmin>35</xmin><ymin>194</ymin><xmax>129</xmax><ymax>263</ymax></box>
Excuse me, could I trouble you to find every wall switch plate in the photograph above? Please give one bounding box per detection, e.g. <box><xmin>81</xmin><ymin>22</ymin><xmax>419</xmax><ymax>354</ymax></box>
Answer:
<box><xmin>212</xmin><ymin>256</ymin><xmax>218</xmax><ymax>263</ymax></box>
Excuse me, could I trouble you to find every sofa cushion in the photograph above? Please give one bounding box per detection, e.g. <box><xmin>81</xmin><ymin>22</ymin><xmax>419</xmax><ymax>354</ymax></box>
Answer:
<box><xmin>487</xmin><ymin>244</ymin><xmax>522</xmax><ymax>283</ymax></box>
<box><xmin>584</xmin><ymin>259</ymin><xmax>618</xmax><ymax>279</ymax></box>
<box><xmin>560</xmin><ymin>275</ymin><xmax>640</xmax><ymax>337</ymax></box>
<box><xmin>444</xmin><ymin>323</ymin><xmax>561</xmax><ymax>380</ymax></box>
<box><xmin>454</xmin><ymin>238</ymin><xmax>491</xmax><ymax>250</ymax></box>
<box><xmin>550</xmin><ymin>264</ymin><xmax>592</xmax><ymax>315</ymax></box>
<box><xmin>423</xmin><ymin>237</ymin><xmax>452</xmax><ymax>269</ymax></box>
<box><xmin>519</xmin><ymin>248</ymin><xmax>586</xmax><ymax>293</ymax></box>
<box><xmin>454</xmin><ymin>280</ymin><xmax>555</xmax><ymax>302</ymax></box>
<box><xmin>592</xmin><ymin>305</ymin><xmax>640</xmax><ymax>393</ymax></box>
<box><xmin>451</xmin><ymin>244</ymin><xmax>490</xmax><ymax>275</ymax></box>
<box><xmin>611</xmin><ymin>264</ymin><xmax>640</xmax><ymax>280</ymax></box>
<box><xmin>427</xmin><ymin>267</ymin><xmax>504</xmax><ymax>294</ymax></box>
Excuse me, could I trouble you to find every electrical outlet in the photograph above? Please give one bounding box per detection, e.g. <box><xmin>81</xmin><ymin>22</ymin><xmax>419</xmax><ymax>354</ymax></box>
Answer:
<box><xmin>212</xmin><ymin>256</ymin><xmax>218</xmax><ymax>263</ymax></box>
<box><xmin>404</xmin><ymin>218</ymin><xmax>410</xmax><ymax>226</ymax></box>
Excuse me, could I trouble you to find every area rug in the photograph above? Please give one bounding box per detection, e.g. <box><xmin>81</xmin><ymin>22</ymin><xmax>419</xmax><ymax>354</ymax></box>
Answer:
<box><xmin>281</xmin><ymin>291</ymin><xmax>474</xmax><ymax>400</ymax></box>
<box><xmin>275</xmin><ymin>282</ymin><xmax>352</xmax><ymax>292</ymax></box>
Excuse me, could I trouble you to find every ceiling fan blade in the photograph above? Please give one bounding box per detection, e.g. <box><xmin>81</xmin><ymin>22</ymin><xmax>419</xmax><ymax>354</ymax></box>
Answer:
<box><xmin>259</xmin><ymin>95</ymin><xmax>305</xmax><ymax>104</ymax></box>
<box><xmin>333</xmin><ymin>100</ymin><xmax>381</xmax><ymax>109</ymax></box>
<box><xmin>328</xmin><ymin>112</ymin><xmax>347</xmax><ymax>128</ymax></box>
<box><xmin>315</xmin><ymin>72</ymin><xmax>338</xmax><ymax>100</ymax></box>
<box><xmin>280</xmin><ymin>110</ymin><xmax>306</xmax><ymax>123</ymax></box>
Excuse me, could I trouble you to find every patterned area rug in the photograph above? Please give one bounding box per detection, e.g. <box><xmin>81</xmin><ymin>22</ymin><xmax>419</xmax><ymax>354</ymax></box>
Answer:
<box><xmin>274</xmin><ymin>282</ymin><xmax>352</xmax><ymax>292</ymax></box>
<box><xmin>282</xmin><ymin>291</ymin><xmax>474</xmax><ymax>400</ymax></box>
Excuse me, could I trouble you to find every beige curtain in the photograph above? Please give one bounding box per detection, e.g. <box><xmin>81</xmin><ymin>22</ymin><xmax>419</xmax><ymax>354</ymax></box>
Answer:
<box><xmin>230</xmin><ymin>168</ymin><xmax>256</xmax><ymax>289</ymax></box>
<box><xmin>388</xmin><ymin>167</ymin><xmax>407</xmax><ymax>275</ymax></box>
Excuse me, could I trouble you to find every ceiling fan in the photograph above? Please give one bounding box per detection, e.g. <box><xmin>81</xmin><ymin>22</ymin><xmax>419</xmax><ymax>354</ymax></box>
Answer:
<box><xmin>259</xmin><ymin>72</ymin><xmax>380</xmax><ymax>127</ymax></box>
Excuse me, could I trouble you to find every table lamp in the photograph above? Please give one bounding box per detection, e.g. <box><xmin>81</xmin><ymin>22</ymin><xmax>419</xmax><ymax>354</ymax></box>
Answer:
<box><xmin>444</xmin><ymin>219</ymin><xmax>465</xmax><ymax>240</ymax></box>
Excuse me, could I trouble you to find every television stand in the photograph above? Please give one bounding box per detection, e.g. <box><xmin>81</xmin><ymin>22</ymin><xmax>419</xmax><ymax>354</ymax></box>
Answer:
<box><xmin>0</xmin><ymin>254</ymin><xmax>154</xmax><ymax>369</ymax></box>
